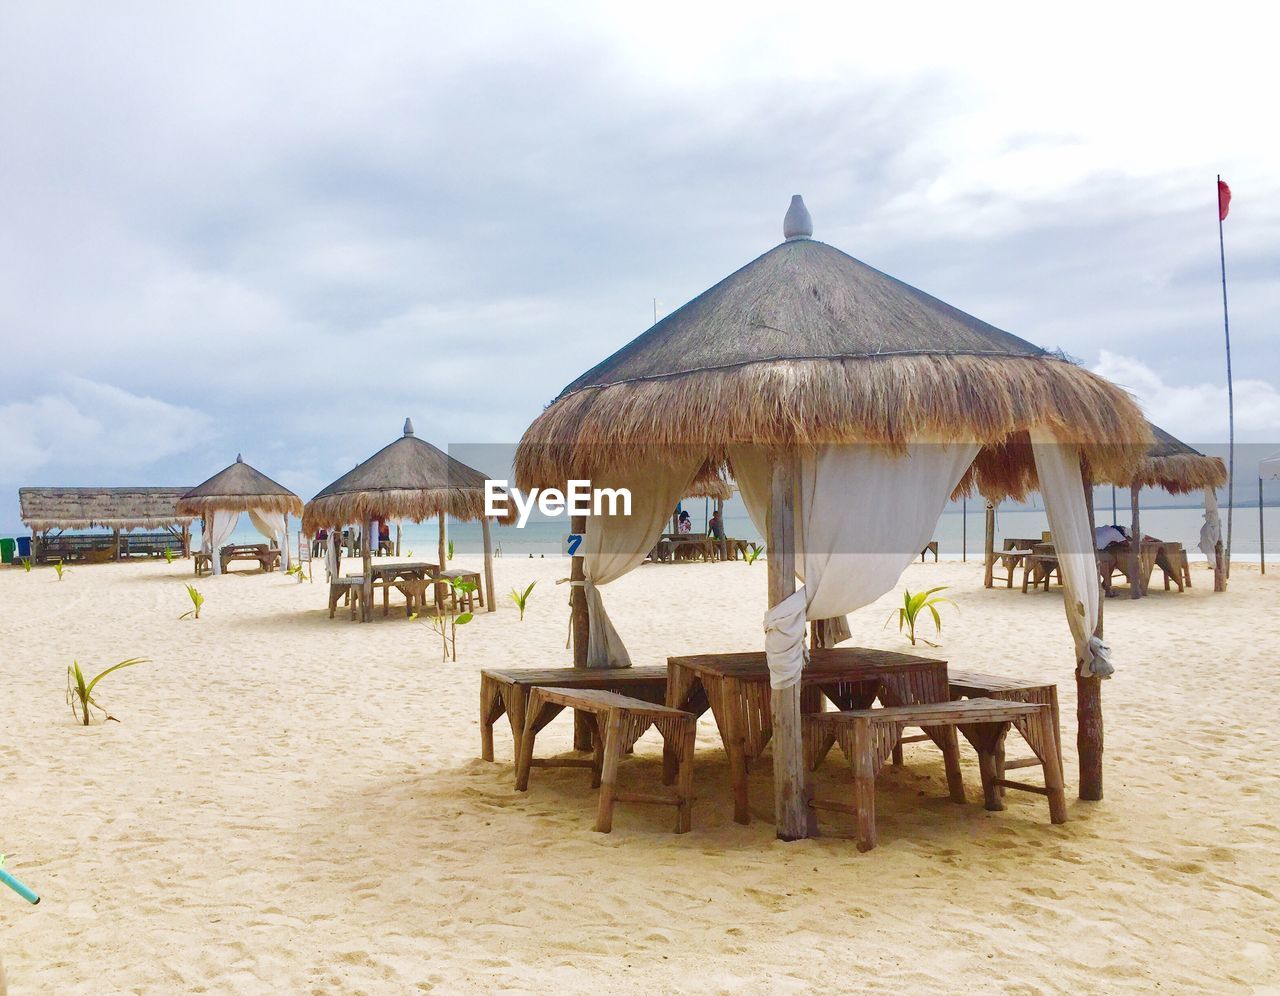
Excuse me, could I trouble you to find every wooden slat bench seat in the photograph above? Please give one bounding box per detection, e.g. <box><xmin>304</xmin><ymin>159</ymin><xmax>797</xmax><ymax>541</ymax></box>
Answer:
<box><xmin>328</xmin><ymin>576</ymin><xmax>364</xmax><ymax>619</ymax></box>
<box><xmin>805</xmin><ymin>698</ymin><xmax>1067</xmax><ymax>851</ymax></box>
<box><xmin>479</xmin><ymin>666</ymin><xmax>668</xmax><ymax>761</ymax></box>
<box><xmin>515</xmin><ymin>687</ymin><xmax>696</xmax><ymax>833</ymax></box>
<box><xmin>947</xmin><ymin>671</ymin><xmax>1062</xmax><ymax>794</ymax></box>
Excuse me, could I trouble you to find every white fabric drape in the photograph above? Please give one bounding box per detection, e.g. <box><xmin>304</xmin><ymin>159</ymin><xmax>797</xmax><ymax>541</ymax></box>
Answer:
<box><xmin>247</xmin><ymin>510</ymin><xmax>290</xmax><ymax>570</ymax></box>
<box><xmin>1029</xmin><ymin>427</ymin><xmax>1112</xmax><ymax>679</ymax></box>
<box><xmin>581</xmin><ymin>458</ymin><xmax>701</xmax><ymax>668</ymax></box>
<box><xmin>208</xmin><ymin>510</ymin><xmax>239</xmax><ymax>576</ymax></box>
<box><xmin>730</xmin><ymin>442</ymin><xmax>979</xmax><ymax>688</ymax></box>
<box><xmin>1198</xmin><ymin>487</ymin><xmax>1223</xmax><ymax>560</ymax></box>
<box><xmin>325</xmin><ymin>532</ymin><xmax>339</xmax><ymax>581</ymax></box>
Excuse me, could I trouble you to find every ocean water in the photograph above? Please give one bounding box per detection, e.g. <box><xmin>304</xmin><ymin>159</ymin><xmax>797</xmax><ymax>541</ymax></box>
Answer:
<box><xmin>238</xmin><ymin>501</ymin><xmax>1272</xmax><ymax>563</ymax></box>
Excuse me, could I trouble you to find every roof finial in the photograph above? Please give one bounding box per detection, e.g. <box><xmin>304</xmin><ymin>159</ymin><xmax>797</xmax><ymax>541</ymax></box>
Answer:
<box><xmin>403</xmin><ymin>417</ymin><xmax>415</xmax><ymax>437</ymax></box>
<box><xmin>783</xmin><ymin>194</ymin><xmax>813</xmax><ymax>241</ymax></box>
<box><xmin>236</xmin><ymin>453</ymin><xmax>243</xmax><ymax>463</ymax></box>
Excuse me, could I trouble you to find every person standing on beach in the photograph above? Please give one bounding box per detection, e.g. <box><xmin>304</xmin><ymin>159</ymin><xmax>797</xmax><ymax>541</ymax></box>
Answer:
<box><xmin>709</xmin><ymin>508</ymin><xmax>727</xmax><ymax>561</ymax></box>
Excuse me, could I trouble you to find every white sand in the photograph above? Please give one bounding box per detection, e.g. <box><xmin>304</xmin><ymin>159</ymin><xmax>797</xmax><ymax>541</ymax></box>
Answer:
<box><xmin>2</xmin><ymin>553</ymin><xmax>1278</xmax><ymax>993</ymax></box>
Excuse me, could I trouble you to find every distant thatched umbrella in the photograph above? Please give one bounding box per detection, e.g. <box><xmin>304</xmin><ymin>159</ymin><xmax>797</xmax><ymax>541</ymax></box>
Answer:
<box><xmin>517</xmin><ymin>196</ymin><xmax>1149</xmax><ymax>836</ymax></box>
<box><xmin>177</xmin><ymin>456</ymin><xmax>303</xmax><ymax>518</ymax></box>
<box><xmin>178</xmin><ymin>456</ymin><xmax>303</xmax><ymax>575</ymax></box>
<box><xmin>1113</xmin><ymin>424</ymin><xmax>1227</xmax><ymax>597</ymax></box>
<box><xmin>303</xmin><ymin>419</ymin><xmax>508</xmax><ymax>620</ymax></box>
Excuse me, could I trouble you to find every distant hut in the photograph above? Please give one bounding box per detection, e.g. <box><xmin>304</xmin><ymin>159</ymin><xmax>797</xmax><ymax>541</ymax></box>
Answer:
<box><xmin>177</xmin><ymin>456</ymin><xmax>303</xmax><ymax>575</ymax></box>
<box><xmin>19</xmin><ymin>487</ymin><xmax>195</xmax><ymax>562</ymax></box>
<box><xmin>516</xmin><ymin>196</ymin><xmax>1148</xmax><ymax>836</ymax></box>
<box><xmin>303</xmin><ymin>419</ymin><xmax>510</xmax><ymax>621</ymax></box>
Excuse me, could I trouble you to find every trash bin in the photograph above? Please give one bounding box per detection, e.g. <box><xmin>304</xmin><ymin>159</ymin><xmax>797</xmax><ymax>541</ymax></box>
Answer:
<box><xmin>0</xmin><ymin>538</ymin><xmax>13</xmax><ymax>564</ymax></box>
<box><xmin>15</xmin><ymin>536</ymin><xmax>32</xmax><ymax>560</ymax></box>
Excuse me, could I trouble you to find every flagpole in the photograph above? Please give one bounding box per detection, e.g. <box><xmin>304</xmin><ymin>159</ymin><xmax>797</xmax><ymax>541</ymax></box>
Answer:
<box><xmin>1218</xmin><ymin>174</ymin><xmax>1234</xmax><ymax>577</ymax></box>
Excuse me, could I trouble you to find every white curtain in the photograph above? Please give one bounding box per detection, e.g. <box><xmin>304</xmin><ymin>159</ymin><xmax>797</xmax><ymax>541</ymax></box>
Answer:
<box><xmin>1198</xmin><ymin>488</ymin><xmax>1223</xmax><ymax>560</ymax></box>
<box><xmin>325</xmin><ymin>532</ymin><xmax>339</xmax><ymax>581</ymax></box>
<box><xmin>1029</xmin><ymin>427</ymin><xmax>1113</xmax><ymax>679</ymax></box>
<box><xmin>582</xmin><ymin>457</ymin><xmax>701</xmax><ymax>668</ymax></box>
<box><xmin>730</xmin><ymin>442</ymin><xmax>979</xmax><ymax>688</ymax></box>
<box><xmin>247</xmin><ymin>509</ymin><xmax>290</xmax><ymax>570</ymax></box>
<box><xmin>208</xmin><ymin>510</ymin><xmax>239</xmax><ymax>576</ymax></box>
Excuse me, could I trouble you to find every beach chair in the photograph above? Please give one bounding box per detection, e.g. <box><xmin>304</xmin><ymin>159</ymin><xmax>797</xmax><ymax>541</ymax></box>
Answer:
<box><xmin>805</xmin><ymin>698</ymin><xmax>1066</xmax><ymax>850</ymax></box>
<box><xmin>515</xmin><ymin>686</ymin><xmax>696</xmax><ymax>833</ymax></box>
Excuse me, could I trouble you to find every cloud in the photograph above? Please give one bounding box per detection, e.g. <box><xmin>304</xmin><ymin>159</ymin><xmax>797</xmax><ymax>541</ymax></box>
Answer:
<box><xmin>0</xmin><ymin>379</ymin><xmax>211</xmax><ymax>480</ymax></box>
<box><xmin>1091</xmin><ymin>351</ymin><xmax>1280</xmax><ymax>444</ymax></box>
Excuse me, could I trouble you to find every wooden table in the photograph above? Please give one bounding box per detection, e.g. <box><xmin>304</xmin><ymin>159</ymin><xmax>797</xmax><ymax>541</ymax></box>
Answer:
<box><xmin>219</xmin><ymin>544</ymin><xmax>280</xmax><ymax>573</ymax></box>
<box><xmin>664</xmin><ymin>648</ymin><xmax>950</xmax><ymax>824</ymax></box>
<box><xmin>480</xmin><ymin>666</ymin><xmax>670</xmax><ymax>761</ymax></box>
<box><xmin>370</xmin><ymin>561</ymin><xmax>438</xmax><ymax>617</ymax></box>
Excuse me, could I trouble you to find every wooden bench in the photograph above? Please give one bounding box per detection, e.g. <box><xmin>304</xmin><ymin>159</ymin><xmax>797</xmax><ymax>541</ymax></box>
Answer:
<box><xmin>328</xmin><ymin>576</ymin><xmax>364</xmax><ymax>619</ymax></box>
<box><xmin>432</xmin><ymin>568</ymin><xmax>484</xmax><ymax>612</ymax></box>
<box><xmin>480</xmin><ymin>666</ymin><xmax>668</xmax><ymax>761</ymax></box>
<box><xmin>220</xmin><ymin>544</ymin><xmax>281</xmax><ymax>573</ymax></box>
<box><xmin>948</xmin><ymin>670</ymin><xmax>1062</xmax><ymax>800</ymax></box>
<box><xmin>194</xmin><ymin>551</ymin><xmax>212</xmax><ymax>576</ymax></box>
<box><xmin>919</xmin><ymin>541</ymin><xmax>939</xmax><ymax>562</ymax></box>
<box><xmin>514</xmin><ymin>687</ymin><xmax>696</xmax><ymax>833</ymax></box>
<box><xmin>805</xmin><ymin>698</ymin><xmax>1067</xmax><ymax>851</ymax></box>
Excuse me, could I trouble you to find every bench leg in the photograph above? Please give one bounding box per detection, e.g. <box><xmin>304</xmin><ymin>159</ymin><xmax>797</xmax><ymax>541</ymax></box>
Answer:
<box><xmin>1028</xmin><ymin>711</ymin><xmax>1069</xmax><ymax>825</ymax></box>
<box><xmin>594</xmin><ymin>710</ymin><xmax>624</xmax><ymax>833</ymax></box>
<box><xmin>515</xmin><ymin>693</ymin><xmax>552</xmax><ymax>792</ymax></box>
<box><xmin>590</xmin><ymin>717</ymin><xmax>605</xmax><ymax>789</ymax></box>
<box><xmin>972</xmin><ymin>723</ymin><xmax>1007</xmax><ymax>811</ymax></box>
<box><xmin>891</xmin><ymin>738</ymin><xmax>905</xmax><ymax>766</ymax></box>
<box><xmin>506</xmin><ymin>687</ymin><xmax>528</xmax><ymax>763</ymax></box>
<box><xmin>479</xmin><ymin>676</ymin><xmax>505</xmax><ymax>762</ymax></box>
<box><xmin>851</xmin><ymin>718</ymin><xmax>877</xmax><ymax>852</ymax></box>
<box><xmin>674</xmin><ymin>725</ymin><xmax>695</xmax><ymax>833</ymax></box>
<box><xmin>925</xmin><ymin>724</ymin><xmax>966</xmax><ymax>803</ymax></box>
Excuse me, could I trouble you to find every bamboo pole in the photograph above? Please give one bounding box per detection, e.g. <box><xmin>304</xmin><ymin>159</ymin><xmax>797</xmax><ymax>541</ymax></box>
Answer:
<box><xmin>437</xmin><ymin>515</ymin><xmax>447</xmax><ymax>572</ymax></box>
<box><xmin>1129</xmin><ymin>483</ymin><xmax>1143</xmax><ymax>599</ymax></box>
<box><xmin>481</xmin><ymin>516</ymin><xmax>496</xmax><ymax>612</ymax></box>
<box><xmin>1260</xmin><ymin>478</ymin><xmax>1265</xmax><ymax>575</ymax></box>
<box><xmin>362</xmin><ymin>519</ymin><xmax>373</xmax><ymax>622</ymax></box>
<box><xmin>767</xmin><ymin>453</ymin><xmax>810</xmax><ymax>840</ymax></box>
<box><xmin>395</xmin><ymin>523</ymin><xmax>401</xmax><ymax>558</ymax></box>
<box><xmin>982</xmin><ymin>501</ymin><xmax>996</xmax><ymax>587</ymax></box>
<box><xmin>1079</xmin><ymin>470</ymin><xmax>1104</xmax><ymax>801</ymax></box>
<box><xmin>569</xmin><ymin>514</ymin><xmax>591</xmax><ymax>750</ymax></box>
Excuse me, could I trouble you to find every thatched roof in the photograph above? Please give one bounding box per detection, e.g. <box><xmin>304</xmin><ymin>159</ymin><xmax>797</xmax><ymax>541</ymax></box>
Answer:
<box><xmin>303</xmin><ymin>419</ymin><xmax>513</xmax><ymax>534</ymax></box>
<box><xmin>1131</xmin><ymin>424</ymin><xmax>1227</xmax><ymax>494</ymax></box>
<box><xmin>19</xmin><ymin>487</ymin><xmax>195</xmax><ymax>531</ymax></box>
<box><xmin>176</xmin><ymin>455</ymin><xmax>303</xmax><ymax>517</ymax></box>
<box><xmin>684</xmin><ymin>462</ymin><xmax>734</xmax><ymax>501</ymax></box>
<box><xmin>516</xmin><ymin>198</ymin><xmax>1149</xmax><ymax>496</ymax></box>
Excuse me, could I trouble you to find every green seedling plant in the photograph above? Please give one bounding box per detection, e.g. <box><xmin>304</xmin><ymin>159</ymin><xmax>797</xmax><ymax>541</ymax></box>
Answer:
<box><xmin>21</xmin><ymin>558</ymin><xmax>32</xmax><ymax>573</ymax></box>
<box><xmin>509</xmin><ymin>580</ymin><xmax>536</xmax><ymax>620</ymax></box>
<box><xmin>53</xmin><ymin>563</ymin><xmax>66</xmax><ymax>581</ymax></box>
<box><xmin>413</xmin><ymin>576</ymin><xmax>476</xmax><ymax>662</ymax></box>
<box><xmin>744</xmin><ymin>543</ymin><xmax>765</xmax><ymax>566</ymax></box>
<box><xmin>66</xmin><ymin>657</ymin><xmax>149</xmax><ymax>725</ymax></box>
<box><xmin>286</xmin><ymin>563</ymin><xmax>309</xmax><ymax>584</ymax></box>
<box><xmin>447</xmin><ymin>538</ymin><xmax>454</xmax><ymax>561</ymax></box>
<box><xmin>180</xmin><ymin>584</ymin><xmax>204</xmax><ymax>619</ymax></box>
<box><xmin>163</xmin><ymin>548</ymin><xmax>175</xmax><ymax>565</ymax></box>
<box><xmin>885</xmin><ymin>586</ymin><xmax>956</xmax><ymax>647</ymax></box>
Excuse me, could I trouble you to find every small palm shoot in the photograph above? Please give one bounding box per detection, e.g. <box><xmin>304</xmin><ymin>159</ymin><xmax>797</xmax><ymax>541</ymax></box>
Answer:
<box><xmin>66</xmin><ymin>658</ymin><xmax>149</xmax><ymax>725</ymax></box>
<box><xmin>447</xmin><ymin>538</ymin><xmax>454</xmax><ymax>561</ymax></box>
<box><xmin>744</xmin><ymin>543</ymin><xmax>765</xmax><ymax>566</ymax></box>
<box><xmin>509</xmin><ymin>580</ymin><xmax>536</xmax><ymax>620</ymax></box>
<box><xmin>413</xmin><ymin>576</ymin><xmax>476</xmax><ymax>662</ymax></box>
<box><xmin>163</xmin><ymin>548</ymin><xmax>175</xmax><ymax>565</ymax></box>
<box><xmin>53</xmin><ymin>563</ymin><xmax>66</xmax><ymax>581</ymax></box>
<box><xmin>286</xmin><ymin>563</ymin><xmax>309</xmax><ymax>584</ymax></box>
<box><xmin>21</xmin><ymin>558</ymin><xmax>32</xmax><ymax>573</ymax></box>
<box><xmin>885</xmin><ymin>586</ymin><xmax>956</xmax><ymax>647</ymax></box>
<box><xmin>180</xmin><ymin>584</ymin><xmax>204</xmax><ymax>620</ymax></box>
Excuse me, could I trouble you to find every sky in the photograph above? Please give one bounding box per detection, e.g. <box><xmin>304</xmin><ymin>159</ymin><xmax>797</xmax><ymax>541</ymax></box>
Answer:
<box><xmin>2</xmin><ymin>1</ymin><xmax>1278</xmax><ymax>532</ymax></box>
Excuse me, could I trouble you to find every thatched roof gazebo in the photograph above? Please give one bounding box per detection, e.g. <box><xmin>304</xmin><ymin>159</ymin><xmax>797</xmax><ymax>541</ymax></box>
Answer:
<box><xmin>177</xmin><ymin>456</ymin><xmax>303</xmax><ymax>575</ymax></box>
<box><xmin>516</xmin><ymin>196</ymin><xmax>1149</xmax><ymax>837</ymax></box>
<box><xmin>303</xmin><ymin>419</ymin><xmax>509</xmax><ymax>621</ymax></box>
<box><xmin>19</xmin><ymin>486</ymin><xmax>195</xmax><ymax>561</ymax></box>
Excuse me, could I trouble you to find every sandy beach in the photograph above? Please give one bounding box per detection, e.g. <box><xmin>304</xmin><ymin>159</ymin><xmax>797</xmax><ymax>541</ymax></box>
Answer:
<box><xmin>2</xmin><ymin>554</ymin><xmax>1277</xmax><ymax>993</ymax></box>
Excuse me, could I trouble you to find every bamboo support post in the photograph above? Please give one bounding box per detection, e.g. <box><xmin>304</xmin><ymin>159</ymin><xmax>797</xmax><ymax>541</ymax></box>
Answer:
<box><xmin>767</xmin><ymin>453</ymin><xmax>810</xmax><ymax>840</ymax></box>
<box><xmin>361</xmin><ymin>519</ymin><xmax>373</xmax><ymax>622</ymax></box>
<box><xmin>1260</xmin><ymin>478</ymin><xmax>1265</xmax><ymax>575</ymax></box>
<box><xmin>1129</xmin><ymin>483</ymin><xmax>1143</xmax><ymax>599</ymax></box>
<box><xmin>437</xmin><ymin>514</ymin><xmax>447</xmax><ymax>571</ymax></box>
<box><xmin>1079</xmin><ymin>469</ymin><xmax>1104</xmax><ymax>800</ymax></box>
<box><xmin>983</xmin><ymin>501</ymin><xmax>996</xmax><ymax>587</ymax></box>
<box><xmin>569</xmin><ymin>515</ymin><xmax>592</xmax><ymax>749</ymax></box>
<box><xmin>481</xmin><ymin>516</ymin><xmax>496</xmax><ymax>612</ymax></box>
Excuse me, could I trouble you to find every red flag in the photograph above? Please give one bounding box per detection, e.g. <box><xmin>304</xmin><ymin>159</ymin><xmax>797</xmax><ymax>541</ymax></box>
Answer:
<box><xmin>1218</xmin><ymin>179</ymin><xmax>1231</xmax><ymax>221</ymax></box>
